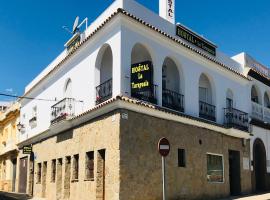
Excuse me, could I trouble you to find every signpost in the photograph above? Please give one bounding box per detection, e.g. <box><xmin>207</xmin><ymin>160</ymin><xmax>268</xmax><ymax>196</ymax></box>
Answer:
<box><xmin>23</xmin><ymin>146</ymin><xmax>32</xmax><ymax>155</ymax></box>
<box><xmin>158</xmin><ymin>137</ymin><xmax>170</xmax><ymax>200</ymax></box>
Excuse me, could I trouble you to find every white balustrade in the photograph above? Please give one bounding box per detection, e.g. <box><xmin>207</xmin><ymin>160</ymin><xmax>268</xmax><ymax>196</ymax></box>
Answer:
<box><xmin>251</xmin><ymin>102</ymin><xmax>263</xmax><ymax>121</ymax></box>
<box><xmin>264</xmin><ymin>107</ymin><xmax>270</xmax><ymax>123</ymax></box>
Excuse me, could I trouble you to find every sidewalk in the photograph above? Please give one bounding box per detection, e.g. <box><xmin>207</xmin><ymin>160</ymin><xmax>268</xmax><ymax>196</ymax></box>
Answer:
<box><xmin>220</xmin><ymin>193</ymin><xmax>270</xmax><ymax>200</ymax></box>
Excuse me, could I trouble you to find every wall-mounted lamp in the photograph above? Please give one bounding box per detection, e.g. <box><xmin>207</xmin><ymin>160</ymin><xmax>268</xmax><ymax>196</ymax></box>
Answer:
<box><xmin>17</xmin><ymin>122</ymin><xmax>25</xmax><ymax>132</ymax></box>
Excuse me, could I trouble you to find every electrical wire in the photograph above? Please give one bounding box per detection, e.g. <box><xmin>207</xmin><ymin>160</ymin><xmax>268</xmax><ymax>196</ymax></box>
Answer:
<box><xmin>0</xmin><ymin>93</ymin><xmax>57</xmax><ymax>102</ymax></box>
<box><xmin>0</xmin><ymin>93</ymin><xmax>84</xmax><ymax>103</ymax></box>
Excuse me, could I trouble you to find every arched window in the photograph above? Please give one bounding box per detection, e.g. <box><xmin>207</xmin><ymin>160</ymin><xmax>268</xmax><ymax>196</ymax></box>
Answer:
<box><xmin>162</xmin><ymin>57</ymin><xmax>184</xmax><ymax>112</ymax></box>
<box><xmin>95</xmin><ymin>44</ymin><xmax>113</xmax><ymax>104</ymax></box>
<box><xmin>131</xmin><ymin>43</ymin><xmax>152</xmax><ymax>64</ymax></box>
<box><xmin>199</xmin><ymin>74</ymin><xmax>212</xmax><ymax>104</ymax></box>
<box><xmin>251</xmin><ymin>85</ymin><xmax>260</xmax><ymax>104</ymax></box>
<box><xmin>226</xmin><ymin>89</ymin><xmax>233</xmax><ymax>108</ymax></box>
<box><xmin>162</xmin><ymin>58</ymin><xmax>180</xmax><ymax>92</ymax></box>
<box><xmin>198</xmin><ymin>73</ymin><xmax>215</xmax><ymax>121</ymax></box>
<box><xmin>130</xmin><ymin>43</ymin><xmax>156</xmax><ymax>103</ymax></box>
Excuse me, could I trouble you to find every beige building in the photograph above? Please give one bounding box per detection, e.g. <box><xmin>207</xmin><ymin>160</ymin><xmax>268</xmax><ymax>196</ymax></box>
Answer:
<box><xmin>0</xmin><ymin>102</ymin><xmax>20</xmax><ymax>192</ymax></box>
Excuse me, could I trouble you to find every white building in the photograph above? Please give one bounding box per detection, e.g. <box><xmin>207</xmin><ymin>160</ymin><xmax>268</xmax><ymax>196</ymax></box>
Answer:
<box><xmin>16</xmin><ymin>0</ymin><xmax>270</xmax><ymax>198</ymax></box>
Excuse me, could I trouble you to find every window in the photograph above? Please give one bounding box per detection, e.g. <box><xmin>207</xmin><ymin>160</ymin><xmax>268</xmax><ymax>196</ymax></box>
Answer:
<box><xmin>85</xmin><ymin>151</ymin><xmax>94</xmax><ymax>180</ymax></box>
<box><xmin>72</xmin><ymin>154</ymin><xmax>79</xmax><ymax>180</ymax></box>
<box><xmin>178</xmin><ymin>149</ymin><xmax>186</xmax><ymax>167</ymax></box>
<box><xmin>37</xmin><ymin>163</ymin><xmax>42</xmax><ymax>183</ymax></box>
<box><xmin>51</xmin><ymin>159</ymin><xmax>56</xmax><ymax>182</ymax></box>
<box><xmin>226</xmin><ymin>98</ymin><xmax>233</xmax><ymax>108</ymax></box>
<box><xmin>30</xmin><ymin>106</ymin><xmax>37</xmax><ymax>129</ymax></box>
<box><xmin>199</xmin><ymin>87</ymin><xmax>208</xmax><ymax>103</ymax></box>
<box><xmin>32</xmin><ymin>106</ymin><xmax>37</xmax><ymax>117</ymax></box>
<box><xmin>207</xmin><ymin>154</ymin><xmax>224</xmax><ymax>183</ymax></box>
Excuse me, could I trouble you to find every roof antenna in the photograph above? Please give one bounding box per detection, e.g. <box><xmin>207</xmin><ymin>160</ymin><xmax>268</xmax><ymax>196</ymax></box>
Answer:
<box><xmin>62</xmin><ymin>16</ymin><xmax>80</xmax><ymax>35</ymax></box>
<box><xmin>62</xmin><ymin>26</ymin><xmax>73</xmax><ymax>35</ymax></box>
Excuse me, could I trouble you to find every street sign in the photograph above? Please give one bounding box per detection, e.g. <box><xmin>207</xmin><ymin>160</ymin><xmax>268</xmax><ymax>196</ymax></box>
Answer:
<box><xmin>158</xmin><ymin>137</ymin><xmax>170</xmax><ymax>157</ymax></box>
<box><xmin>23</xmin><ymin>146</ymin><xmax>32</xmax><ymax>154</ymax></box>
<box><xmin>158</xmin><ymin>137</ymin><xmax>170</xmax><ymax>200</ymax></box>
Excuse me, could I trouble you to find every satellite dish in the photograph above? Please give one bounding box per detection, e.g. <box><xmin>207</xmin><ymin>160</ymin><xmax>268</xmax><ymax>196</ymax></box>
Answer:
<box><xmin>72</xmin><ymin>16</ymin><xmax>80</xmax><ymax>34</ymax></box>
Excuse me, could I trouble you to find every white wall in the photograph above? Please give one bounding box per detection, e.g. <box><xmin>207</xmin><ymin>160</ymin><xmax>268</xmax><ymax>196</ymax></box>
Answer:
<box><xmin>20</xmin><ymin>0</ymin><xmax>261</xmax><ymax>144</ymax></box>
<box><xmin>20</xmin><ymin>16</ymin><xmax>122</xmax><ymax>142</ymax></box>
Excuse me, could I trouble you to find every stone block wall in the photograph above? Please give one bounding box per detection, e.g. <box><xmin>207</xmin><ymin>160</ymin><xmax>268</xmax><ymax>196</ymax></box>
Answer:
<box><xmin>29</xmin><ymin>111</ymin><xmax>121</xmax><ymax>200</ymax></box>
<box><xmin>119</xmin><ymin>110</ymin><xmax>252</xmax><ymax>200</ymax></box>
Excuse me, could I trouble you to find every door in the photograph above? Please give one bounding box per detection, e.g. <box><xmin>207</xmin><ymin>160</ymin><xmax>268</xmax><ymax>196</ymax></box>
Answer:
<box><xmin>253</xmin><ymin>139</ymin><xmax>267</xmax><ymax>191</ymax></box>
<box><xmin>96</xmin><ymin>149</ymin><xmax>106</xmax><ymax>200</ymax></box>
<box><xmin>12</xmin><ymin>159</ymin><xmax>17</xmax><ymax>192</ymax></box>
<box><xmin>229</xmin><ymin>150</ymin><xmax>241</xmax><ymax>196</ymax></box>
<box><xmin>19</xmin><ymin>157</ymin><xmax>28</xmax><ymax>193</ymax></box>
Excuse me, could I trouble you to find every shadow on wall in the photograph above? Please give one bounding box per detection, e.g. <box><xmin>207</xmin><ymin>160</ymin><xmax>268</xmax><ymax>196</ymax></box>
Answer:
<box><xmin>56</xmin><ymin>130</ymin><xmax>73</xmax><ymax>143</ymax></box>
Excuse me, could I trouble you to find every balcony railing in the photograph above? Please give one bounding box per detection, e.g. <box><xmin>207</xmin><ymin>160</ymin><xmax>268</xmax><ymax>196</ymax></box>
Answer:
<box><xmin>199</xmin><ymin>101</ymin><xmax>216</xmax><ymax>122</ymax></box>
<box><xmin>131</xmin><ymin>85</ymin><xmax>158</xmax><ymax>104</ymax></box>
<box><xmin>251</xmin><ymin>102</ymin><xmax>263</xmax><ymax>121</ymax></box>
<box><xmin>162</xmin><ymin>89</ymin><xmax>184</xmax><ymax>112</ymax></box>
<box><xmin>51</xmin><ymin>98</ymin><xmax>75</xmax><ymax>124</ymax></box>
<box><xmin>224</xmin><ymin>107</ymin><xmax>249</xmax><ymax>131</ymax></box>
<box><xmin>96</xmin><ymin>79</ymin><xmax>112</xmax><ymax>105</ymax></box>
<box><xmin>251</xmin><ymin>102</ymin><xmax>270</xmax><ymax>123</ymax></box>
<box><xmin>264</xmin><ymin>107</ymin><xmax>270</xmax><ymax>123</ymax></box>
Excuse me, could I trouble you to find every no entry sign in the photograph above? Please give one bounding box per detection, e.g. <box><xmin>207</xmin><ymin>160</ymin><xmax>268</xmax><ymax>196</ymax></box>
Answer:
<box><xmin>158</xmin><ymin>137</ymin><xmax>170</xmax><ymax>157</ymax></box>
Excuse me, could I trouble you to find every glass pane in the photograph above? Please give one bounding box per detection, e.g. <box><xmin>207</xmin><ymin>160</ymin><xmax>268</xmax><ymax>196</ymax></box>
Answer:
<box><xmin>199</xmin><ymin>87</ymin><xmax>208</xmax><ymax>102</ymax></box>
<box><xmin>207</xmin><ymin>154</ymin><xmax>223</xmax><ymax>182</ymax></box>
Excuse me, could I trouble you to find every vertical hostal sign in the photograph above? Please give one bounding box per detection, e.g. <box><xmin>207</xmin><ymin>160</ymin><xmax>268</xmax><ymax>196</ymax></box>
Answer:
<box><xmin>131</xmin><ymin>61</ymin><xmax>153</xmax><ymax>94</ymax></box>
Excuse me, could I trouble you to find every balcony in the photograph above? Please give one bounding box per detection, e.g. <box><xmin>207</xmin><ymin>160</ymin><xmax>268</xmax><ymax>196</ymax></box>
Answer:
<box><xmin>162</xmin><ymin>89</ymin><xmax>184</xmax><ymax>112</ymax></box>
<box><xmin>51</xmin><ymin>98</ymin><xmax>75</xmax><ymax>124</ymax></box>
<box><xmin>29</xmin><ymin>116</ymin><xmax>37</xmax><ymax>129</ymax></box>
<box><xmin>264</xmin><ymin>107</ymin><xmax>270</xmax><ymax>123</ymax></box>
<box><xmin>251</xmin><ymin>101</ymin><xmax>270</xmax><ymax>123</ymax></box>
<box><xmin>251</xmin><ymin>102</ymin><xmax>263</xmax><ymax>121</ymax></box>
<box><xmin>199</xmin><ymin>101</ymin><xmax>216</xmax><ymax>122</ymax></box>
<box><xmin>224</xmin><ymin>107</ymin><xmax>249</xmax><ymax>131</ymax></box>
<box><xmin>96</xmin><ymin>79</ymin><xmax>112</xmax><ymax>105</ymax></box>
<box><xmin>131</xmin><ymin>85</ymin><xmax>158</xmax><ymax>104</ymax></box>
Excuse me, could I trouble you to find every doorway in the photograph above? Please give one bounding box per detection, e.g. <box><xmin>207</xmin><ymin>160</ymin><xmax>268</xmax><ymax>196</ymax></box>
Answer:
<box><xmin>42</xmin><ymin>162</ymin><xmax>47</xmax><ymax>198</ymax></box>
<box><xmin>96</xmin><ymin>149</ymin><xmax>106</xmax><ymax>200</ymax></box>
<box><xmin>229</xmin><ymin>150</ymin><xmax>241</xmax><ymax>196</ymax></box>
<box><xmin>253</xmin><ymin>138</ymin><xmax>266</xmax><ymax>191</ymax></box>
<box><xmin>19</xmin><ymin>157</ymin><xmax>28</xmax><ymax>193</ymax></box>
<box><xmin>12</xmin><ymin>159</ymin><xmax>17</xmax><ymax>192</ymax></box>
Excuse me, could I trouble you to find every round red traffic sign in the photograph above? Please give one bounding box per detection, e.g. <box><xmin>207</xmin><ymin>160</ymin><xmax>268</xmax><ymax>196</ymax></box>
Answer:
<box><xmin>158</xmin><ymin>137</ymin><xmax>170</xmax><ymax>157</ymax></box>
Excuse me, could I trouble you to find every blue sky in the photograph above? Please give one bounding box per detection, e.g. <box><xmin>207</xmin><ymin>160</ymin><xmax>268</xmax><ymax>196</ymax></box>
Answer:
<box><xmin>0</xmin><ymin>0</ymin><xmax>269</xmax><ymax>100</ymax></box>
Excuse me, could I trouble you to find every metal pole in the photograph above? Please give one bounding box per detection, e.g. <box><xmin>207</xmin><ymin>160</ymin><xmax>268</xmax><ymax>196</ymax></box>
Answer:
<box><xmin>162</xmin><ymin>156</ymin><xmax>166</xmax><ymax>200</ymax></box>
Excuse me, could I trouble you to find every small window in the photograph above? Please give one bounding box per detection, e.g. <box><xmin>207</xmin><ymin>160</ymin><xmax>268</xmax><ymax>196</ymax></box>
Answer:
<box><xmin>72</xmin><ymin>154</ymin><xmax>79</xmax><ymax>180</ymax></box>
<box><xmin>85</xmin><ymin>151</ymin><xmax>94</xmax><ymax>180</ymax></box>
<box><xmin>37</xmin><ymin>163</ymin><xmax>42</xmax><ymax>183</ymax></box>
<box><xmin>51</xmin><ymin>159</ymin><xmax>56</xmax><ymax>182</ymax></box>
<box><xmin>207</xmin><ymin>154</ymin><xmax>224</xmax><ymax>183</ymax></box>
<box><xmin>178</xmin><ymin>149</ymin><xmax>186</xmax><ymax>167</ymax></box>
